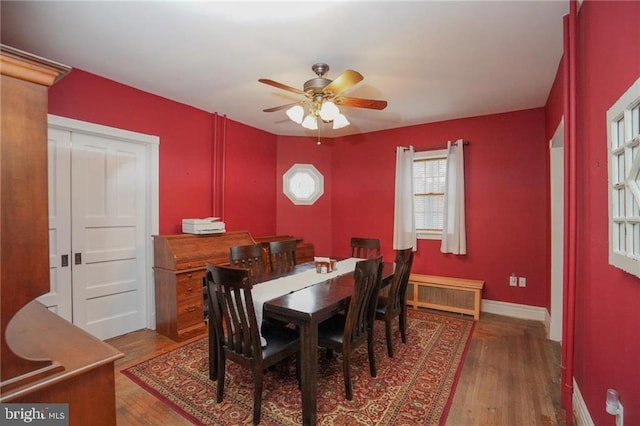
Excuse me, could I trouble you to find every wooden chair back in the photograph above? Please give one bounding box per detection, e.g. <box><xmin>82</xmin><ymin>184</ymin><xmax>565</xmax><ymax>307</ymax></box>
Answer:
<box><xmin>206</xmin><ymin>264</ymin><xmax>262</xmax><ymax>362</ymax></box>
<box><xmin>385</xmin><ymin>248</ymin><xmax>414</xmax><ymax>319</ymax></box>
<box><xmin>229</xmin><ymin>243</ymin><xmax>269</xmax><ymax>279</ymax></box>
<box><xmin>344</xmin><ymin>257</ymin><xmax>383</xmax><ymax>346</ymax></box>
<box><xmin>375</xmin><ymin>248</ymin><xmax>414</xmax><ymax>357</ymax></box>
<box><xmin>268</xmin><ymin>239</ymin><xmax>297</xmax><ymax>273</ymax></box>
<box><xmin>205</xmin><ymin>263</ymin><xmax>300</xmax><ymax>424</ymax></box>
<box><xmin>350</xmin><ymin>237</ymin><xmax>381</xmax><ymax>259</ymax></box>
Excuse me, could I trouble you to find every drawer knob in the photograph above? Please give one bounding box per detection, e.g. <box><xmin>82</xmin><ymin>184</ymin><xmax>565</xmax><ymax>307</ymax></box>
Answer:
<box><xmin>187</xmin><ymin>273</ymin><xmax>193</xmax><ymax>278</ymax></box>
<box><xmin>188</xmin><ymin>287</ymin><xmax>193</xmax><ymax>292</ymax></box>
<box><xmin>186</xmin><ymin>306</ymin><xmax>196</xmax><ymax>313</ymax></box>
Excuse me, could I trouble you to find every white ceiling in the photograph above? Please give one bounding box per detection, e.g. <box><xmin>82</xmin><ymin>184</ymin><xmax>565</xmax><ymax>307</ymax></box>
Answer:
<box><xmin>1</xmin><ymin>1</ymin><xmax>568</xmax><ymax>138</ymax></box>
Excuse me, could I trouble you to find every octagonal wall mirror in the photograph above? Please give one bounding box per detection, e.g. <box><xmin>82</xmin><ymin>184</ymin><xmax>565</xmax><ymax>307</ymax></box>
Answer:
<box><xmin>283</xmin><ymin>163</ymin><xmax>324</xmax><ymax>205</ymax></box>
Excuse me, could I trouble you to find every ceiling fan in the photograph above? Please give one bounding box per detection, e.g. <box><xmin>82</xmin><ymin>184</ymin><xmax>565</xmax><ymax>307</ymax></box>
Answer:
<box><xmin>259</xmin><ymin>63</ymin><xmax>387</xmax><ymax>130</ymax></box>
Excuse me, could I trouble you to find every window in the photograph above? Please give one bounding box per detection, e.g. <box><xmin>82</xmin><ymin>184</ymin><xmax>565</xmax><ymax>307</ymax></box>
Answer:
<box><xmin>607</xmin><ymin>77</ymin><xmax>640</xmax><ymax>277</ymax></box>
<box><xmin>283</xmin><ymin>163</ymin><xmax>324</xmax><ymax>205</ymax></box>
<box><xmin>413</xmin><ymin>149</ymin><xmax>447</xmax><ymax>239</ymax></box>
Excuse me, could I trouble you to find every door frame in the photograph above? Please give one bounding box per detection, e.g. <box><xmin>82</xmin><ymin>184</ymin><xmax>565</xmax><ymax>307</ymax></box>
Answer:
<box><xmin>48</xmin><ymin>114</ymin><xmax>160</xmax><ymax>331</ymax></box>
<box><xmin>549</xmin><ymin>118</ymin><xmax>564</xmax><ymax>342</ymax></box>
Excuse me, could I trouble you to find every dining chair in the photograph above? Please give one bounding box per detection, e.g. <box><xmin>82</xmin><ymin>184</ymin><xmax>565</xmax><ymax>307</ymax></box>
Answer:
<box><xmin>268</xmin><ymin>239</ymin><xmax>297</xmax><ymax>273</ymax></box>
<box><xmin>317</xmin><ymin>257</ymin><xmax>383</xmax><ymax>401</ymax></box>
<box><xmin>229</xmin><ymin>243</ymin><xmax>269</xmax><ymax>278</ymax></box>
<box><xmin>205</xmin><ymin>263</ymin><xmax>300</xmax><ymax>425</ymax></box>
<box><xmin>350</xmin><ymin>237</ymin><xmax>381</xmax><ymax>259</ymax></box>
<box><xmin>375</xmin><ymin>247</ymin><xmax>414</xmax><ymax>357</ymax></box>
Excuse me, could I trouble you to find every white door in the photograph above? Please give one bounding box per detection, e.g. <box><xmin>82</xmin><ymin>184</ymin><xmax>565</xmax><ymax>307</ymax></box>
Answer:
<box><xmin>71</xmin><ymin>132</ymin><xmax>147</xmax><ymax>340</ymax></box>
<box><xmin>37</xmin><ymin>128</ymin><xmax>73</xmax><ymax>321</ymax></box>
<box><xmin>40</xmin><ymin>116</ymin><xmax>159</xmax><ymax>341</ymax></box>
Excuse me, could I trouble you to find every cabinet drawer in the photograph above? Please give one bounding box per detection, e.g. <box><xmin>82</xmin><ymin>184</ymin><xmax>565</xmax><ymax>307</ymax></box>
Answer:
<box><xmin>176</xmin><ymin>271</ymin><xmax>204</xmax><ymax>300</ymax></box>
<box><xmin>177</xmin><ymin>297</ymin><xmax>203</xmax><ymax>328</ymax></box>
<box><xmin>177</xmin><ymin>322</ymin><xmax>207</xmax><ymax>341</ymax></box>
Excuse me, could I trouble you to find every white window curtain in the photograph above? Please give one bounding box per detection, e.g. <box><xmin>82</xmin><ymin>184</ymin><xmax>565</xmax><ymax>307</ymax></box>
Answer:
<box><xmin>393</xmin><ymin>146</ymin><xmax>417</xmax><ymax>250</ymax></box>
<box><xmin>440</xmin><ymin>139</ymin><xmax>467</xmax><ymax>254</ymax></box>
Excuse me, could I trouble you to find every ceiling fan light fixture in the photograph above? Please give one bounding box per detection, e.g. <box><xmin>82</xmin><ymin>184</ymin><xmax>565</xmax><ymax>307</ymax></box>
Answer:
<box><xmin>260</xmin><ymin>63</ymin><xmax>386</xmax><ymax>133</ymax></box>
<box><xmin>286</xmin><ymin>104</ymin><xmax>304</xmax><ymax>124</ymax></box>
<box><xmin>319</xmin><ymin>100</ymin><xmax>339</xmax><ymax>121</ymax></box>
<box><xmin>332</xmin><ymin>113</ymin><xmax>350</xmax><ymax>129</ymax></box>
<box><xmin>301</xmin><ymin>114</ymin><xmax>318</xmax><ymax>130</ymax></box>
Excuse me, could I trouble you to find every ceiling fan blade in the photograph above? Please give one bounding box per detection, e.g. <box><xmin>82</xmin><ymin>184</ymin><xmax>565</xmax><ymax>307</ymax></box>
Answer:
<box><xmin>322</xmin><ymin>70</ymin><xmax>363</xmax><ymax>97</ymax></box>
<box><xmin>335</xmin><ymin>96</ymin><xmax>388</xmax><ymax>110</ymax></box>
<box><xmin>263</xmin><ymin>102</ymin><xmax>300</xmax><ymax>113</ymax></box>
<box><xmin>258</xmin><ymin>78</ymin><xmax>305</xmax><ymax>95</ymax></box>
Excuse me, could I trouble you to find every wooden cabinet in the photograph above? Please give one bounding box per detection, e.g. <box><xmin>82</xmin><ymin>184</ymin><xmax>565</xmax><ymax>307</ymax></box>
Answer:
<box><xmin>0</xmin><ymin>44</ymin><xmax>123</xmax><ymax>425</ymax></box>
<box><xmin>153</xmin><ymin>231</ymin><xmax>315</xmax><ymax>341</ymax></box>
<box><xmin>153</xmin><ymin>231</ymin><xmax>256</xmax><ymax>341</ymax></box>
<box><xmin>3</xmin><ymin>302</ymin><xmax>123</xmax><ymax>425</ymax></box>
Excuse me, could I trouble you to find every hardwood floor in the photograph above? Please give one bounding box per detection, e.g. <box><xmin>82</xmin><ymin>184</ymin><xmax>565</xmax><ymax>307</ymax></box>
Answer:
<box><xmin>107</xmin><ymin>311</ymin><xmax>566</xmax><ymax>425</ymax></box>
<box><xmin>109</xmin><ymin>330</ymin><xmax>194</xmax><ymax>425</ymax></box>
<box><xmin>445</xmin><ymin>312</ymin><xmax>567</xmax><ymax>426</ymax></box>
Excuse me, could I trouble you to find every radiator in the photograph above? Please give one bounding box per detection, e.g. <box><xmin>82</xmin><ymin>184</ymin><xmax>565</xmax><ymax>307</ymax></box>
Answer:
<box><xmin>406</xmin><ymin>274</ymin><xmax>484</xmax><ymax>320</ymax></box>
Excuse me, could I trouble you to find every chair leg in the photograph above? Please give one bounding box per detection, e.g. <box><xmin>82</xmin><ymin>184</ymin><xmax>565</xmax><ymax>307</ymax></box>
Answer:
<box><xmin>296</xmin><ymin>354</ymin><xmax>302</xmax><ymax>390</ymax></box>
<box><xmin>385</xmin><ymin>318</ymin><xmax>394</xmax><ymax>358</ymax></box>
<box><xmin>253</xmin><ymin>370</ymin><xmax>263</xmax><ymax>425</ymax></box>
<box><xmin>209</xmin><ymin>335</ymin><xmax>218</xmax><ymax>381</ymax></box>
<box><xmin>400</xmin><ymin>308</ymin><xmax>408</xmax><ymax>344</ymax></box>
<box><xmin>343</xmin><ymin>353</ymin><xmax>353</xmax><ymax>401</ymax></box>
<box><xmin>216</xmin><ymin>355</ymin><xmax>226</xmax><ymax>403</ymax></box>
<box><xmin>367</xmin><ymin>329</ymin><xmax>377</xmax><ymax>378</ymax></box>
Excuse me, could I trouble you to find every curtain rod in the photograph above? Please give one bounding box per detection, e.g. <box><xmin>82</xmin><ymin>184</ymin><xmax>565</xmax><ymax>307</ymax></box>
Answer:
<box><xmin>398</xmin><ymin>140</ymin><xmax>470</xmax><ymax>152</ymax></box>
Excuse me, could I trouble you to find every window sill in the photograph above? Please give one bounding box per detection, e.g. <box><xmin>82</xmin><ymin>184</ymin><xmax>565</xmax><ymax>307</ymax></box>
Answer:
<box><xmin>417</xmin><ymin>232</ymin><xmax>442</xmax><ymax>241</ymax></box>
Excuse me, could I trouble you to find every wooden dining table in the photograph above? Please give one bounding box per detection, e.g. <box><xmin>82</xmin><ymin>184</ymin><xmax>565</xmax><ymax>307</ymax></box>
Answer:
<box><xmin>263</xmin><ymin>261</ymin><xmax>395</xmax><ymax>426</ymax></box>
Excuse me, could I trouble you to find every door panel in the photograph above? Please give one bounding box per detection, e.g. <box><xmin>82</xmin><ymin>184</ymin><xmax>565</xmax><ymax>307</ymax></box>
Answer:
<box><xmin>71</xmin><ymin>133</ymin><xmax>147</xmax><ymax>340</ymax></box>
<box><xmin>38</xmin><ymin>128</ymin><xmax>72</xmax><ymax>321</ymax></box>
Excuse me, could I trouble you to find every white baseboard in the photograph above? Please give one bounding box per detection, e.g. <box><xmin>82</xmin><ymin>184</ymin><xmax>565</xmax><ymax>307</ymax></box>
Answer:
<box><xmin>573</xmin><ymin>379</ymin><xmax>594</xmax><ymax>425</ymax></box>
<box><xmin>481</xmin><ymin>299</ymin><xmax>548</xmax><ymax>321</ymax></box>
<box><xmin>544</xmin><ymin>309</ymin><xmax>552</xmax><ymax>339</ymax></box>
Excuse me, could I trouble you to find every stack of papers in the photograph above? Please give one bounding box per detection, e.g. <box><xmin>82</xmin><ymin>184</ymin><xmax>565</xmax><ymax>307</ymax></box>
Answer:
<box><xmin>182</xmin><ymin>217</ymin><xmax>226</xmax><ymax>234</ymax></box>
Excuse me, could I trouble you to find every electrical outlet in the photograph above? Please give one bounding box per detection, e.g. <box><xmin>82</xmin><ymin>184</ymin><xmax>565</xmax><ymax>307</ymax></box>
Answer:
<box><xmin>509</xmin><ymin>274</ymin><xmax>517</xmax><ymax>287</ymax></box>
<box><xmin>518</xmin><ymin>277</ymin><xmax>526</xmax><ymax>287</ymax></box>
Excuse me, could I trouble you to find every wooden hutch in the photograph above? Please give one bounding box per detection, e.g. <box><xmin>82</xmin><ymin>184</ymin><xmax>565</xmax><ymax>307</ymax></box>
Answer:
<box><xmin>0</xmin><ymin>45</ymin><xmax>123</xmax><ymax>424</ymax></box>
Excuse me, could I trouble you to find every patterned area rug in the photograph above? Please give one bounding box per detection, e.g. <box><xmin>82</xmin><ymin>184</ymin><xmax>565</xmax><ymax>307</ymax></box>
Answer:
<box><xmin>122</xmin><ymin>309</ymin><xmax>473</xmax><ymax>425</ymax></box>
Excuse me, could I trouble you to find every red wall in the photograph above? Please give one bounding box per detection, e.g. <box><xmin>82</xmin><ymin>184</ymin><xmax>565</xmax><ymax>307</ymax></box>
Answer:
<box><xmin>276</xmin><ymin>136</ymin><xmax>333</xmax><ymax>254</ymax></box>
<box><xmin>278</xmin><ymin>109</ymin><xmax>549</xmax><ymax>307</ymax></box>
<box><xmin>222</xmin><ymin>118</ymin><xmax>278</xmax><ymax>236</ymax></box>
<box><xmin>545</xmin><ymin>58</ymin><xmax>565</xmax><ymax>143</ymax></box>
<box><xmin>48</xmin><ymin>69</ymin><xmax>277</xmax><ymax>236</ymax></box>
<box><xmin>50</xmin><ymin>69</ymin><xmax>551</xmax><ymax>308</ymax></box>
<box><xmin>573</xmin><ymin>1</ymin><xmax>640</xmax><ymax>423</ymax></box>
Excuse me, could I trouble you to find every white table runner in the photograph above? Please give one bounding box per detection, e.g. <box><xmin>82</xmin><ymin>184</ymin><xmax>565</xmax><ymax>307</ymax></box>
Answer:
<box><xmin>252</xmin><ymin>257</ymin><xmax>363</xmax><ymax>346</ymax></box>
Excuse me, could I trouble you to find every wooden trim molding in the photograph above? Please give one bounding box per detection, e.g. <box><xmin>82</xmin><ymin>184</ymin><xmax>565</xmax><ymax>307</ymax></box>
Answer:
<box><xmin>1</xmin><ymin>44</ymin><xmax>70</xmax><ymax>87</ymax></box>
